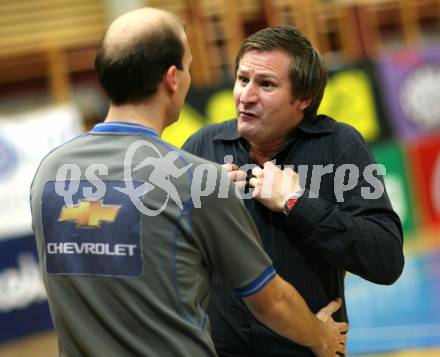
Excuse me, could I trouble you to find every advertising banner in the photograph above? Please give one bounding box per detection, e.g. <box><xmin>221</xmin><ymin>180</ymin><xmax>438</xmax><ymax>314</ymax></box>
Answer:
<box><xmin>0</xmin><ymin>104</ymin><xmax>83</xmax><ymax>239</ymax></box>
<box><xmin>0</xmin><ymin>235</ymin><xmax>52</xmax><ymax>343</ymax></box>
<box><xmin>0</xmin><ymin>104</ymin><xmax>82</xmax><ymax>343</ymax></box>
<box><xmin>372</xmin><ymin>141</ymin><xmax>416</xmax><ymax>235</ymax></box>
<box><xmin>407</xmin><ymin>134</ymin><xmax>440</xmax><ymax>231</ymax></box>
<box><xmin>377</xmin><ymin>47</ymin><xmax>440</xmax><ymax>139</ymax></box>
<box><xmin>319</xmin><ymin>62</ymin><xmax>389</xmax><ymax>143</ymax></box>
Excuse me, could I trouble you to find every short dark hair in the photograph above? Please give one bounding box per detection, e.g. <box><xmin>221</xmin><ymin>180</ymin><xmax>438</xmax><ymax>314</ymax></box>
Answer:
<box><xmin>235</xmin><ymin>26</ymin><xmax>327</xmax><ymax>120</ymax></box>
<box><xmin>95</xmin><ymin>24</ymin><xmax>185</xmax><ymax>105</ymax></box>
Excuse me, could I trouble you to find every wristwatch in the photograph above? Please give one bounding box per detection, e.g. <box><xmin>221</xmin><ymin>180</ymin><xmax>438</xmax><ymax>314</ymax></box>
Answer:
<box><xmin>282</xmin><ymin>191</ymin><xmax>302</xmax><ymax>216</ymax></box>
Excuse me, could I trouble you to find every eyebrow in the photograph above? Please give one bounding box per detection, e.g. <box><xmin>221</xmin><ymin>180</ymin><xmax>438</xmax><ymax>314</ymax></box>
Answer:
<box><xmin>237</xmin><ymin>68</ymin><xmax>279</xmax><ymax>81</ymax></box>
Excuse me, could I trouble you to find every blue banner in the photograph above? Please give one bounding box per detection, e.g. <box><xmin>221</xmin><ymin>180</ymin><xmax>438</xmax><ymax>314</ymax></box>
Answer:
<box><xmin>0</xmin><ymin>235</ymin><xmax>53</xmax><ymax>343</ymax></box>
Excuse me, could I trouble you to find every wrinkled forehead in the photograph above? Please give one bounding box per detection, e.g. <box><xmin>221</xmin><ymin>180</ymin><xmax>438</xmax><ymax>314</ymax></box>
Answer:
<box><xmin>237</xmin><ymin>48</ymin><xmax>293</xmax><ymax>68</ymax></box>
<box><xmin>236</xmin><ymin>50</ymin><xmax>292</xmax><ymax>77</ymax></box>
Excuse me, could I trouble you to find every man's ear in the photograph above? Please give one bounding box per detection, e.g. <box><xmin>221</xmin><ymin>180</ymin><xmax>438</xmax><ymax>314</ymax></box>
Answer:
<box><xmin>298</xmin><ymin>97</ymin><xmax>313</xmax><ymax>111</ymax></box>
<box><xmin>164</xmin><ymin>65</ymin><xmax>178</xmax><ymax>94</ymax></box>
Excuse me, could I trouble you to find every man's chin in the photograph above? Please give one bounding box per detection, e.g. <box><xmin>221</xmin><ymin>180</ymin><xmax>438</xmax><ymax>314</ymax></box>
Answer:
<box><xmin>237</xmin><ymin>123</ymin><xmax>258</xmax><ymax>141</ymax></box>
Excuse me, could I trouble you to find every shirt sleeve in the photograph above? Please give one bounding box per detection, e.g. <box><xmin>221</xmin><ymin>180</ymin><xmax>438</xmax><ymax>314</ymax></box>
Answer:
<box><xmin>190</xmin><ymin>165</ymin><xmax>276</xmax><ymax>297</ymax></box>
<box><xmin>285</xmin><ymin>124</ymin><xmax>404</xmax><ymax>285</ymax></box>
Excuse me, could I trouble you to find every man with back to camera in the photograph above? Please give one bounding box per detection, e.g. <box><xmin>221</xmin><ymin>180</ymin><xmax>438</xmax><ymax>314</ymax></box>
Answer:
<box><xmin>30</xmin><ymin>8</ymin><xmax>348</xmax><ymax>357</ymax></box>
<box><xmin>183</xmin><ymin>25</ymin><xmax>405</xmax><ymax>356</ymax></box>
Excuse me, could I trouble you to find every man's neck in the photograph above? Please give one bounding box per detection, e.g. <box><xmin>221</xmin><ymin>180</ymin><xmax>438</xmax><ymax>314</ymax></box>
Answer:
<box><xmin>248</xmin><ymin>138</ymin><xmax>289</xmax><ymax>166</ymax></box>
<box><xmin>105</xmin><ymin>102</ymin><xmax>166</xmax><ymax>135</ymax></box>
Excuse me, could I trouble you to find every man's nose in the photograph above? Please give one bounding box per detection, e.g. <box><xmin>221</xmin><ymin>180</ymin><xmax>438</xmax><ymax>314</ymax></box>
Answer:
<box><xmin>240</xmin><ymin>82</ymin><xmax>258</xmax><ymax>104</ymax></box>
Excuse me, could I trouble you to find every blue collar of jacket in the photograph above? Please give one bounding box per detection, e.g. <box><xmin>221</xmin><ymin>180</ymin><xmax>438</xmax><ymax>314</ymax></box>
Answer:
<box><xmin>90</xmin><ymin>121</ymin><xmax>160</xmax><ymax>138</ymax></box>
<box><xmin>212</xmin><ymin>114</ymin><xmax>335</xmax><ymax>142</ymax></box>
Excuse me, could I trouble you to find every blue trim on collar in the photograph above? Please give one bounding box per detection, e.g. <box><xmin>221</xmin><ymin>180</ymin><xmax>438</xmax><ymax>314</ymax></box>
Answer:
<box><xmin>91</xmin><ymin>122</ymin><xmax>159</xmax><ymax>138</ymax></box>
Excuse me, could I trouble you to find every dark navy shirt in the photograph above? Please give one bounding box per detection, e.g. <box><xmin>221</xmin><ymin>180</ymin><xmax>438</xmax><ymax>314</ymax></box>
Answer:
<box><xmin>183</xmin><ymin>115</ymin><xmax>404</xmax><ymax>357</ymax></box>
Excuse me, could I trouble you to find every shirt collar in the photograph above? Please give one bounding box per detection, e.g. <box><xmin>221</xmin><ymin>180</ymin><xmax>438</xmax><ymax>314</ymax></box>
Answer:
<box><xmin>212</xmin><ymin>120</ymin><xmax>241</xmax><ymax>141</ymax></box>
<box><xmin>212</xmin><ymin>115</ymin><xmax>334</xmax><ymax>142</ymax></box>
<box><xmin>90</xmin><ymin>121</ymin><xmax>160</xmax><ymax>138</ymax></box>
<box><xmin>296</xmin><ymin>114</ymin><xmax>335</xmax><ymax>135</ymax></box>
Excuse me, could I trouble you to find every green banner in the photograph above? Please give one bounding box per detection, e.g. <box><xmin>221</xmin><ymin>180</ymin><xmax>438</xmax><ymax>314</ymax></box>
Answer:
<box><xmin>372</xmin><ymin>141</ymin><xmax>415</xmax><ymax>236</ymax></box>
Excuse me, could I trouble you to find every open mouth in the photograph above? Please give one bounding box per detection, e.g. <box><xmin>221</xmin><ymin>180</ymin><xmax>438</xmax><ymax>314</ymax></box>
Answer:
<box><xmin>239</xmin><ymin>111</ymin><xmax>258</xmax><ymax>118</ymax></box>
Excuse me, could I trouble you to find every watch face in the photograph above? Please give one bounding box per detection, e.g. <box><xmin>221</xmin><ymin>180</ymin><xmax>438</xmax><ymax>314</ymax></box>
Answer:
<box><xmin>286</xmin><ymin>197</ymin><xmax>298</xmax><ymax>210</ymax></box>
<box><xmin>283</xmin><ymin>191</ymin><xmax>302</xmax><ymax>215</ymax></box>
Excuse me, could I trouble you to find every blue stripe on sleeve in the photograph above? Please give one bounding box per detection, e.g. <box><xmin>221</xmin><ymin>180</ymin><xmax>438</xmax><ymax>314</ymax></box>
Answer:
<box><xmin>233</xmin><ymin>266</ymin><xmax>276</xmax><ymax>298</ymax></box>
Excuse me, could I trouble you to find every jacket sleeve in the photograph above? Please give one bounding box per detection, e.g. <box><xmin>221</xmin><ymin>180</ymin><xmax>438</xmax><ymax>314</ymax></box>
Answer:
<box><xmin>285</xmin><ymin>125</ymin><xmax>404</xmax><ymax>285</ymax></box>
<box><xmin>190</xmin><ymin>165</ymin><xmax>276</xmax><ymax>296</ymax></box>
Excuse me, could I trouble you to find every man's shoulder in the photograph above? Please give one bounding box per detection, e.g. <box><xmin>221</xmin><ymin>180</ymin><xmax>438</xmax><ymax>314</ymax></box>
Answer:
<box><xmin>315</xmin><ymin>116</ymin><xmax>373</xmax><ymax>163</ymax></box>
<box><xmin>315</xmin><ymin>114</ymin><xmax>364</xmax><ymax>139</ymax></box>
<box><xmin>182</xmin><ymin>119</ymin><xmax>237</xmax><ymax>156</ymax></box>
<box><xmin>30</xmin><ymin>133</ymin><xmax>88</xmax><ymax>197</ymax></box>
<box><xmin>178</xmin><ymin>146</ymin><xmax>223</xmax><ymax>170</ymax></box>
<box><xmin>35</xmin><ymin>133</ymin><xmax>86</xmax><ymax>171</ymax></box>
<box><xmin>189</xmin><ymin>119</ymin><xmax>236</xmax><ymax>140</ymax></box>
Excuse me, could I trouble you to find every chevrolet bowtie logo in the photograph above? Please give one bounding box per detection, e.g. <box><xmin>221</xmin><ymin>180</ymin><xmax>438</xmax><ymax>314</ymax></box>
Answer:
<box><xmin>58</xmin><ymin>200</ymin><xmax>121</xmax><ymax>228</ymax></box>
